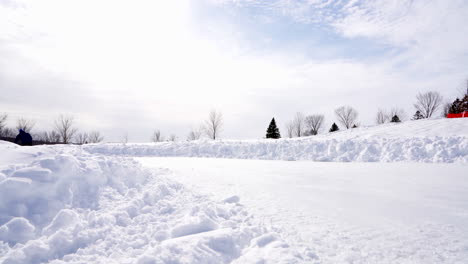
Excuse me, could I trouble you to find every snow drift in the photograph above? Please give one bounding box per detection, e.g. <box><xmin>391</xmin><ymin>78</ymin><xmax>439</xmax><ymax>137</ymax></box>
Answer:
<box><xmin>84</xmin><ymin>119</ymin><xmax>468</xmax><ymax>163</ymax></box>
<box><xmin>0</xmin><ymin>142</ymin><xmax>304</xmax><ymax>263</ymax></box>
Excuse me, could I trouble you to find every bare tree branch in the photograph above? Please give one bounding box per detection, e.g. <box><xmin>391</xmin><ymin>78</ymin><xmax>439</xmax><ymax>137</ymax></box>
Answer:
<box><xmin>0</xmin><ymin>113</ymin><xmax>7</xmax><ymax>136</ymax></box>
<box><xmin>335</xmin><ymin>106</ymin><xmax>358</xmax><ymax>129</ymax></box>
<box><xmin>204</xmin><ymin>110</ymin><xmax>223</xmax><ymax>140</ymax></box>
<box><xmin>152</xmin><ymin>130</ymin><xmax>163</xmax><ymax>142</ymax></box>
<box><xmin>169</xmin><ymin>134</ymin><xmax>177</xmax><ymax>142</ymax></box>
<box><xmin>16</xmin><ymin>117</ymin><xmax>36</xmax><ymax>133</ymax></box>
<box><xmin>88</xmin><ymin>131</ymin><xmax>104</xmax><ymax>143</ymax></box>
<box><xmin>54</xmin><ymin>115</ymin><xmax>78</xmax><ymax>144</ymax></box>
<box><xmin>75</xmin><ymin>132</ymin><xmax>89</xmax><ymax>144</ymax></box>
<box><xmin>292</xmin><ymin>112</ymin><xmax>305</xmax><ymax>137</ymax></box>
<box><xmin>1</xmin><ymin>128</ymin><xmax>15</xmax><ymax>138</ymax></box>
<box><xmin>187</xmin><ymin>126</ymin><xmax>202</xmax><ymax>141</ymax></box>
<box><xmin>414</xmin><ymin>91</ymin><xmax>443</xmax><ymax>118</ymax></box>
<box><xmin>304</xmin><ymin>114</ymin><xmax>324</xmax><ymax>135</ymax></box>
<box><xmin>122</xmin><ymin>133</ymin><xmax>128</xmax><ymax>144</ymax></box>
<box><xmin>376</xmin><ymin>109</ymin><xmax>389</xmax><ymax>124</ymax></box>
<box><xmin>285</xmin><ymin>121</ymin><xmax>294</xmax><ymax>138</ymax></box>
<box><xmin>442</xmin><ymin>102</ymin><xmax>452</xmax><ymax>117</ymax></box>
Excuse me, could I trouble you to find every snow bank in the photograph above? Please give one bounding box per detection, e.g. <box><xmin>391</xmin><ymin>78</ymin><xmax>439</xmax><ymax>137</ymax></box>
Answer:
<box><xmin>0</xmin><ymin>145</ymin><xmax>305</xmax><ymax>263</ymax></box>
<box><xmin>84</xmin><ymin>119</ymin><xmax>468</xmax><ymax>163</ymax></box>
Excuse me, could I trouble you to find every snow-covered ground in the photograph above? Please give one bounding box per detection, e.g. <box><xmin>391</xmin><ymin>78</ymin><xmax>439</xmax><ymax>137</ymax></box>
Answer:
<box><xmin>139</xmin><ymin>157</ymin><xmax>468</xmax><ymax>263</ymax></box>
<box><xmin>84</xmin><ymin>119</ymin><xmax>468</xmax><ymax>163</ymax></box>
<box><xmin>1</xmin><ymin>118</ymin><xmax>467</xmax><ymax>263</ymax></box>
<box><xmin>0</xmin><ymin>142</ymin><xmax>303</xmax><ymax>263</ymax></box>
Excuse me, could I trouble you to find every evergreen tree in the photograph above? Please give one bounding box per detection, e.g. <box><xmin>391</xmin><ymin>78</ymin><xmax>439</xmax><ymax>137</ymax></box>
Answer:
<box><xmin>329</xmin><ymin>122</ymin><xmax>339</xmax><ymax>132</ymax></box>
<box><xmin>412</xmin><ymin>110</ymin><xmax>424</xmax><ymax>120</ymax></box>
<box><xmin>352</xmin><ymin>124</ymin><xmax>358</xmax><ymax>128</ymax></box>
<box><xmin>449</xmin><ymin>98</ymin><xmax>462</xmax><ymax>114</ymax></box>
<box><xmin>391</xmin><ymin>115</ymin><xmax>401</xmax><ymax>123</ymax></box>
<box><xmin>266</xmin><ymin>118</ymin><xmax>281</xmax><ymax>139</ymax></box>
<box><xmin>461</xmin><ymin>95</ymin><xmax>468</xmax><ymax>112</ymax></box>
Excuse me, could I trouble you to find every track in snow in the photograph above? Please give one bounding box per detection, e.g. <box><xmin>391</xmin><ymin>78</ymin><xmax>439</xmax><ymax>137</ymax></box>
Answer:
<box><xmin>139</xmin><ymin>157</ymin><xmax>468</xmax><ymax>263</ymax></box>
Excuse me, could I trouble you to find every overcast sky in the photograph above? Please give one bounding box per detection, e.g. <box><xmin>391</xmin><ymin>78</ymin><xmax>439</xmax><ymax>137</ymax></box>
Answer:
<box><xmin>1</xmin><ymin>0</ymin><xmax>467</xmax><ymax>142</ymax></box>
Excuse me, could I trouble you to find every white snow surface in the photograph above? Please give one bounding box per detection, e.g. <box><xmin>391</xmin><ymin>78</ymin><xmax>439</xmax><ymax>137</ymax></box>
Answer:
<box><xmin>84</xmin><ymin>119</ymin><xmax>468</xmax><ymax>163</ymax></box>
<box><xmin>139</xmin><ymin>157</ymin><xmax>468</xmax><ymax>264</ymax></box>
<box><xmin>1</xmin><ymin>118</ymin><xmax>467</xmax><ymax>263</ymax></box>
<box><xmin>0</xmin><ymin>142</ymin><xmax>304</xmax><ymax>264</ymax></box>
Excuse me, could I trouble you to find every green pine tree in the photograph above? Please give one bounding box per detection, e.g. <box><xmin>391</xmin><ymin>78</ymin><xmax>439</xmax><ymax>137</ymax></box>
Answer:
<box><xmin>391</xmin><ymin>115</ymin><xmax>401</xmax><ymax>123</ymax></box>
<box><xmin>266</xmin><ymin>118</ymin><xmax>281</xmax><ymax>139</ymax></box>
<box><xmin>412</xmin><ymin>111</ymin><xmax>424</xmax><ymax>120</ymax></box>
<box><xmin>329</xmin><ymin>122</ymin><xmax>339</xmax><ymax>132</ymax></box>
<box><xmin>449</xmin><ymin>98</ymin><xmax>462</xmax><ymax>114</ymax></box>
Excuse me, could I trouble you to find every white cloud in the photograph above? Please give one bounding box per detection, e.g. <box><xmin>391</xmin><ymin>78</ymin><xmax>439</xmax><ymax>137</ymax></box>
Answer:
<box><xmin>333</xmin><ymin>0</ymin><xmax>468</xmax><ymax>72</ymax></box>
<box><xmin>1</xmin><ymin>0</ymin><xmax>467</xmax><ymax>141</ymax></box>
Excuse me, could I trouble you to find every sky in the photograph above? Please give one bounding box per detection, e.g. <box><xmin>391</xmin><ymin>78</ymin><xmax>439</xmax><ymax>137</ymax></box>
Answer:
<box><xmin>1</xmin><ymin>0</ymin><xmax>467</xmax><ymax>142</ymax></box>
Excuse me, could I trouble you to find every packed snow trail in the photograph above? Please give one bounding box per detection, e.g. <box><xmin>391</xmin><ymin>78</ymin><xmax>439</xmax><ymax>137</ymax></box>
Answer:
<box><xmin>84</xmin><ymin>119</ymin><xmax>468</xmax><ymax>163</ymax></box>
<box><xmin>139</xmin><ymin>157</ymin><xmax>468</xmax><ymax>263</ymax></box>
<box><xmin>0</xmin><ymin>142</ymin><xmax>306</xmax><ymax>263</ymax></box>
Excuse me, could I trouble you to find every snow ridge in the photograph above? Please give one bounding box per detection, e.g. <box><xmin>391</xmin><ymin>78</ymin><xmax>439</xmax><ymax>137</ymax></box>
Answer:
<box><xmin>84</xmin><ymin>119</ymin><xmax>468</xmax><ymax>163</ymax></box>
<box><xmin>0</xmin><ymin>145</ymin><xmax>306</xmax><ymax>263</ymax></box>
<box><xmin>83</xmin><ymin>136</ymin><xmax>467</xmax><ymax>163</ymax></box>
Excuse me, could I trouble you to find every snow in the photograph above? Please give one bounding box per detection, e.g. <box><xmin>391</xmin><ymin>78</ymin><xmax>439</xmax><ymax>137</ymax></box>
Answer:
<box><xmin>139</xmin><ymin>157</ymin><xmax>468</xmax><ymax>263</ymax></box>
<box><xmin>0</xmin><ymin>142</ymin><xmax>303</xmax><ymax>263</ymax></box>
<box><xmin>1</xmin><ymin>118</ymin><xmax>467</xmax><ymax>263</ymax></box>
<box><xmin>84</xmin><ymin>118</ymin><xmax>468</xmax><ymax>163</ymax></box>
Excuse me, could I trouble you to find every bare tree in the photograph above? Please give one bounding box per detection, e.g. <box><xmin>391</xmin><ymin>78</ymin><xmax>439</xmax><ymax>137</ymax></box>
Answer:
<box><xmin>389</xmin><ymin>107</ymin><xmax>407</xmax><ymax>121</ymax></box>
<box><xmin>169</xmin><ymin>134</ymin><xmax>177</xmax><ymax>142</ymax></box>
<box><xmin>292</xmin><ymin>112</ymin><xmax>305</xmax><ymax>137</ymax></box>
<box><xmin>35</xmin><ymin>130</ymin><xmax>60</xmax><ymax>144</ymax></box>
<box><xmin>54</xmin><ymin>115</ymin><xmax>78</xmax><ymax>144</ymax></box>
<box><xmin>88</xmin><ymin>131</ymin><xmax>104</xmax><ymax>143</ymax></box>
<box><xmin>34</xmin><ymin>131</ymin><xmax>46</xmax><ymax>142</ymax></box>
<box><xmin>442</xmin><ymin>102</ymin><xmax>451</xmax><ymax>117</ymax></box>
<box><xmin>151</xmin><ymin>130</ymin><xmax>163</xmax><ymax>142</ymax></box>
<box><xmin>122</xmin><ymin>133</ymin><xmax>128</xmax><ymax>144</ymax></box>
<box><xmin>1</xmin><ymin>127</ymin><xmax>15</xmax><ymax>138</ymax></box>
<box><xmin>49</xmin><ymin>130</ymin><xmax>61</xmax><ymax>143</ymax></box>
<box><xmin>16</xmin><ymin>117</ymin><xmax>36</xmax><ymax>133</ymax></box>
<box><xmin>285</xmin><ymin>121</ymin><xmax>294</xmax><ymax>138</ymax></box>
<box><xmin>376</xmin><ymin>109</ymin><xmax>389</xmax><ymax>124</ymax></box>
<box><xmin>75</xmin><ymin>132</ymin><xmax>89</xmax><ymax>144</ymax></box>
<box><xmin>204</xmin><ymin>110</ymin><xmax>223</xmax><ymax>140</ymax></box>
<box><xmin>335</xmin><ymin>106</ymin><xmax>358</xmax><ymax>129</ymax></box>
<box><xmin>304</xmin><ymin>114</ymin><xmax>324</xmax><ymax>135</ymax></box>
<box><xmin>0</xmin><ymin>113</ymin><xmax>8</xmax><ymax>136</ymax></box>
<box><xmin>36</xmin><ymin>131</ymin><xmax>50</xmax><ymax>143</ymax></box>
<box><xmin>187</xmin><ymin>126</ymin><xmax>202</xmax><ymax>141</ymax></box>
<box><xmin>414</xmin><ymin>91</ymin><xmax>443</xmax><ymax>118</ymax></box>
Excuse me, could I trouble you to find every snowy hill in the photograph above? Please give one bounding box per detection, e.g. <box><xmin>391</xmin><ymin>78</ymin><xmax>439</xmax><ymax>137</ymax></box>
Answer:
<box><xmin>84</xmin><ymin>118</ymin><xmax>468</xmax><ymax>163</ymax></box>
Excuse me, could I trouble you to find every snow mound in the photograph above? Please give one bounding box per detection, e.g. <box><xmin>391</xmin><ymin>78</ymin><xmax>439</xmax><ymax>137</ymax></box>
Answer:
<box><xmin>0</xmin><ymin>145</ymin><xmax>305</xmax><ymax>263</ymax></box>
<box><xmin>84</xmin><ymin>119</ymin><xmax>468</xmax><ymax>163</ymax></box>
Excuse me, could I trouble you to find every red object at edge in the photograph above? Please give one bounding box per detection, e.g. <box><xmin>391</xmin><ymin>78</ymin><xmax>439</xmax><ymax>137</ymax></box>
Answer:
<box><xmin>447</xmin><ymin>112</ymin><xmax>468</xmax><ymax>118</ymax></box>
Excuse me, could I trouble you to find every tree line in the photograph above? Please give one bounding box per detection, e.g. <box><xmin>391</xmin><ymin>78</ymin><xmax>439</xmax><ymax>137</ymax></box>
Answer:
<box><xmin>1</xmin><ymin>86</ymin><xmax>467</xmax><ymax>144</ymax></box>
<box><xmin>150</xmin><ymin>109</ymin><xmax>223</xmax><ymax>143</ymax></box>
<box><xmin>0</xmin><ymin>114</ymin><xmax>103</xmax><ymax>145</ymax></box>
<box><xmin>266</xmin><ymin>88</ymin><xmax>468</xmax><ymax>139</ymax></box>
